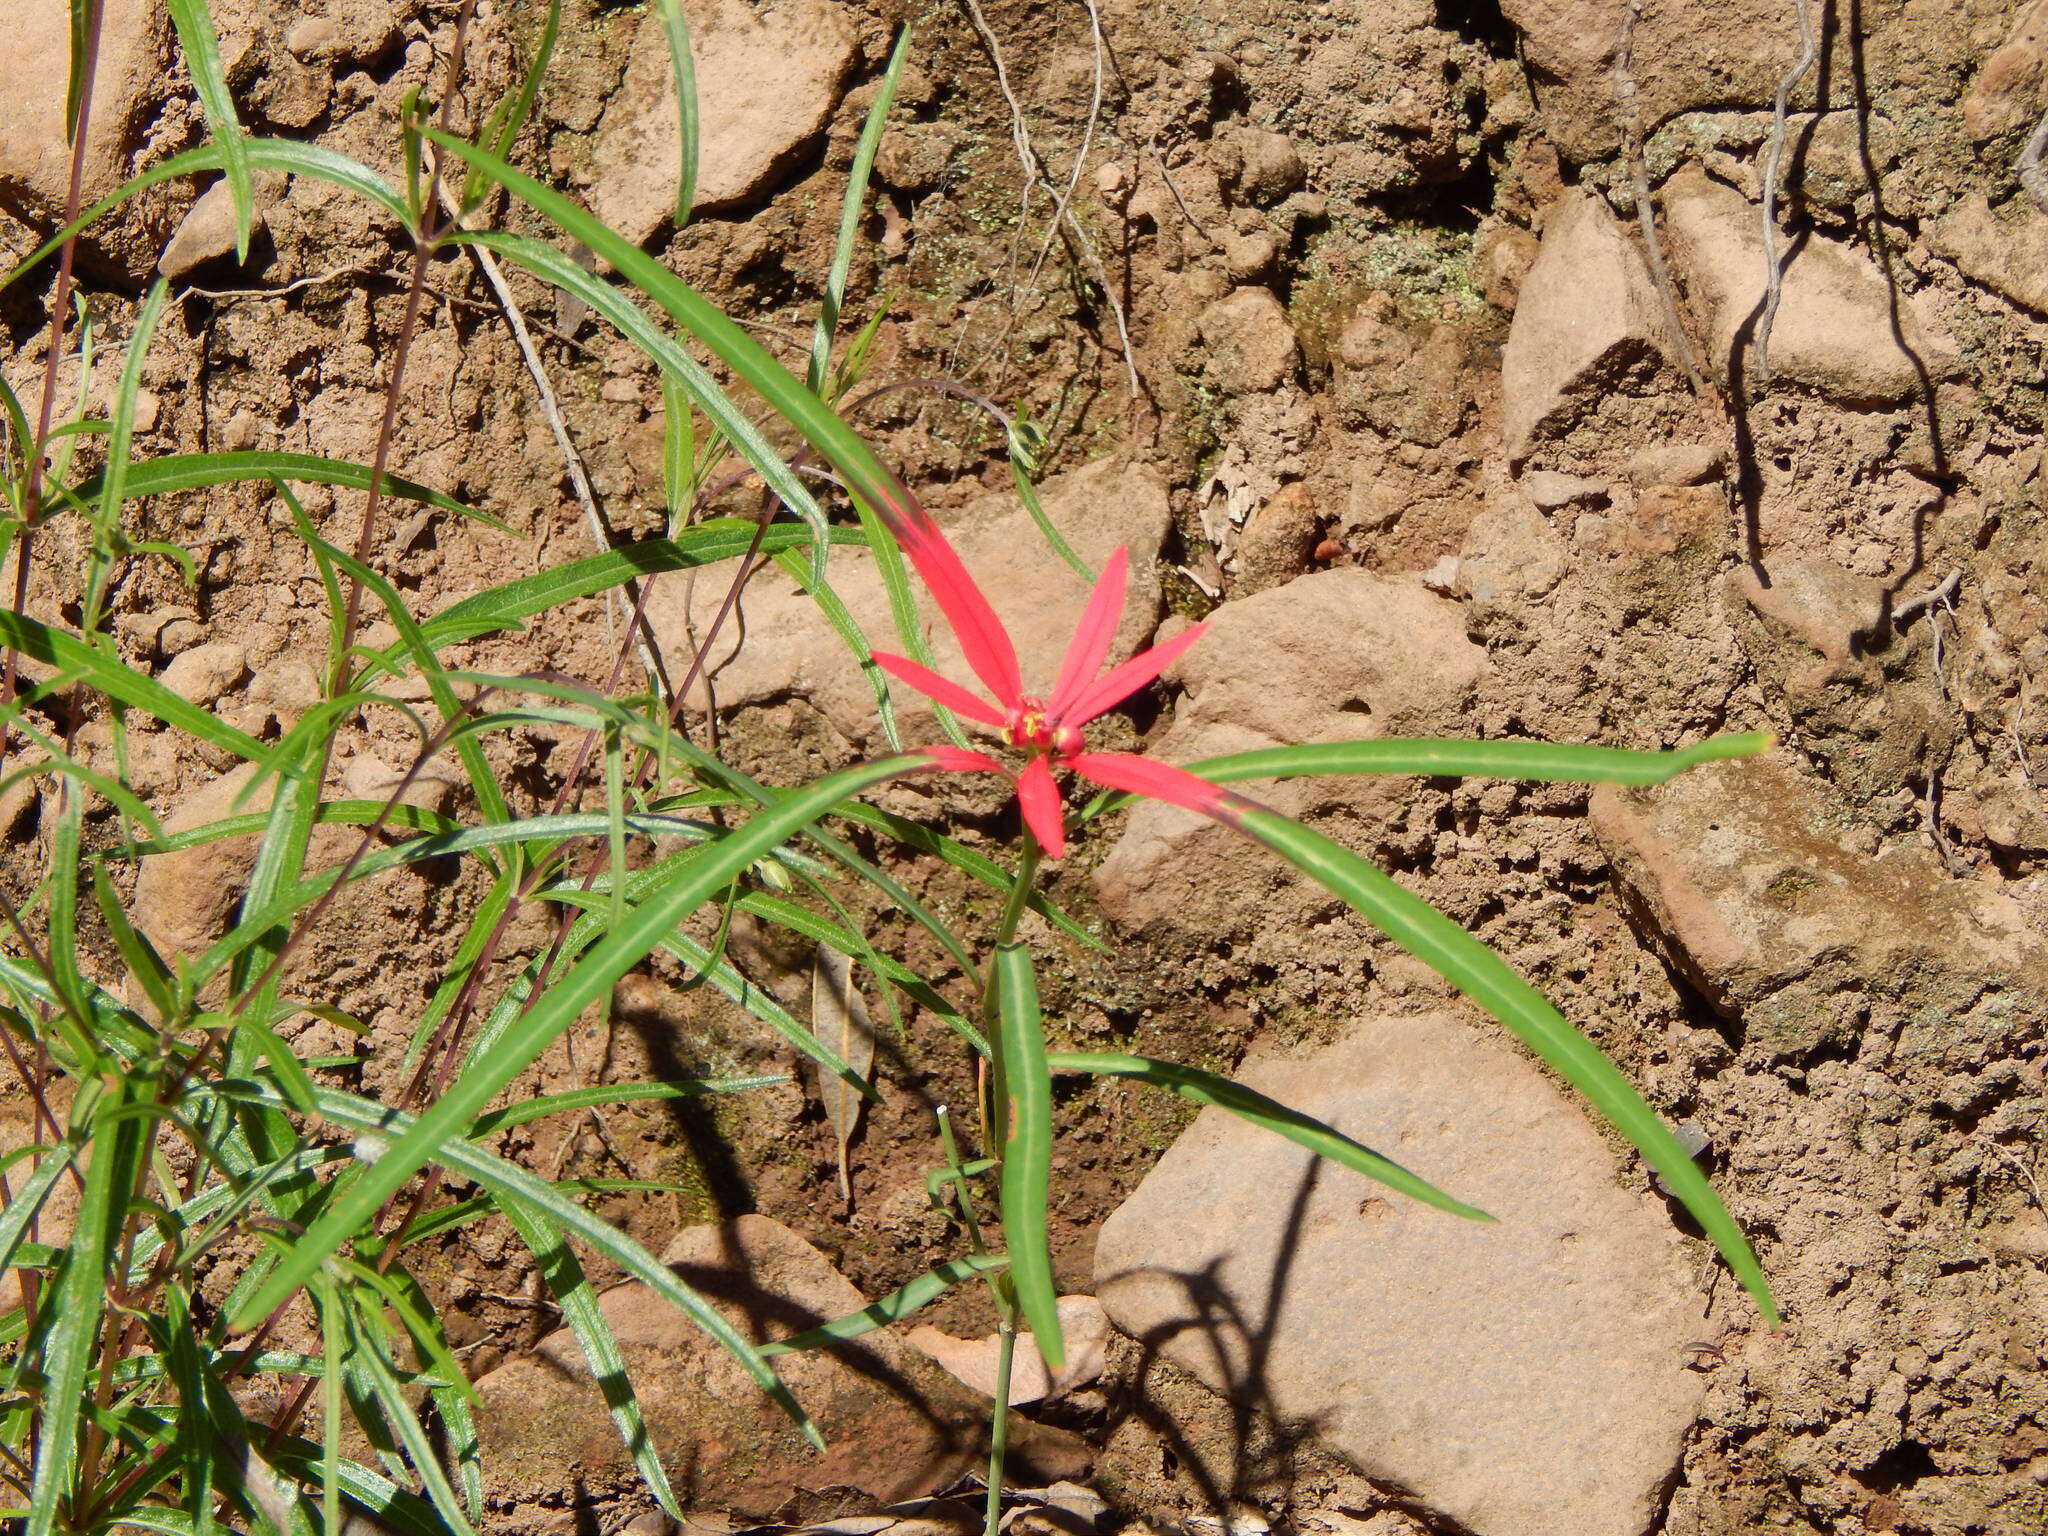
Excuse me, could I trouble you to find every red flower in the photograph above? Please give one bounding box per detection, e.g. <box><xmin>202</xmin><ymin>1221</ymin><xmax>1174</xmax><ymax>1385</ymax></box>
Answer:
<box><xmin>876</xmin><ymin>523</ymin><xmax>1232</xmax><ymax>859</ymax></box>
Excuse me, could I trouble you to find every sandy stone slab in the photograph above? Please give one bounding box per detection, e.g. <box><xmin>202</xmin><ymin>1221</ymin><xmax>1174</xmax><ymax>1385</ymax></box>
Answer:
<box><xmin>592</xmin><ymin>0</ymin><xmax>858</xmax><ymax>241</ymax></box>
<box><xmin>476</xmin><ymin>1215</ymin><xmax>1087</xmax><ymax>1520</ymax></box>
<box><xmin>1094</xmin><ymin>1012</ymin><xmax>1707</xmax><ymax>1536</ymax></box>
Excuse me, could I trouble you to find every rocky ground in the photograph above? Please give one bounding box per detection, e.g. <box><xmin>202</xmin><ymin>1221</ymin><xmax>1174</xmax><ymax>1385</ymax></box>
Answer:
<box><xmin>4</xmin><ymin>0</ymin><xmax>2048</xmax><ymax>1533</ymax></box>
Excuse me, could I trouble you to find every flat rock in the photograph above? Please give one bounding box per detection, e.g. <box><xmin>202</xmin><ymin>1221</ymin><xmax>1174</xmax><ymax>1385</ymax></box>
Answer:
<box><xmin>1500</xmin><ymin>189</ymin><xmax>1670</xmax><ymax>460</ymax></box>
<box><xmin>474</xmin><ymin>1215</ymin><xmax>1087</xmax><ymax>1520</ymax></box>
<box><xmin>0</xmin><ymin>0</ymin><xmax>177</xmax><ymax>281</ymax></box>
<box><xmin>1930</xmin><ymin>194</ymin><xmax>2048</xmax><ymax>316</ymax></box>
<box><xmin>1590</xmin><ymin>758</ymin><xmax>2045</xmax><ymax>1061</ymax></box>
<box><xmin>1197</xmin><ymin>287</ymin><xmax>1300</xmax><ymax>395</ymax></box>
<box><xmin>133</xmin><ymin>763</ymin><xmax>271</xmax><ymax>967</ymax></box>
<box><xmin>643</xmin><ymin>457</ymin><xmax>1171</xmax><ymax>748</ymax></box>
<box><xmin>158</xmin><ymin>172</ymin><xmax>286</xmax><ymax>281</ymax></box>
<box><xmin>1521</xmin><ymin>468</ymin><xmax>1607</xmax><ymax>509</ymax></box>
<box><xmin>1094</xmin><ymin>1012</ymin><xmax>1708</xmax><ymax>1536</ymax></box>
<box><xmin>1662</xmin><ymin>168</ymin><xmax>1955</xmax><ymax>404</ymax></box>
<box><xmin>592</xmin><ymin>0</ymin><xmax>858</xmax><ymax>241</ymax></box>
<box><xmin>1499</xmin><ymin>0</ymin><xmax>1821</xmax><ymax>161</ymax></box>
<box><xmin>1728</xmin><ymin>556</ymin><xmax>1888</xmax><ymax>674</ymax></box>
<box><xmin>1093</xmin><ymin>569</ymin><xmax>1484</xmax><ymax>937</ymax></box>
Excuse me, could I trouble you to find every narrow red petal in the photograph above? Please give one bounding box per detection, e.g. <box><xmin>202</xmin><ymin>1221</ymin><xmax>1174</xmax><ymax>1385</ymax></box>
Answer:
<box><xmin>1048</xmin><ymin>546</ymin><xmax>1130</xmax><ymax>719</ymax></box>
<box><xmin>872</xmin><ymin>652</ymin><xmax>1009</xmax><ymax>729</ymax></box>
<box><xmin>1070</xmin><ymin>751</ymin><xmax>1230</xmax><ymax>820</ymax></box>
<box><xmin>918</xmin><ymin>746</ymin><xmax>1006</xmax><ymax>775</ymax></box>
<box><xmin>1015</xmin><ymin>754</ymin><xmax>1068</xmax><ymax>859</ymax></box>
<box><xmin>1058</xmin><ymin>622</ymin><xmax>1208</xmax><ymax>729</ymax></box>
<box><xmin>894</xmin><ymin>517</ymin><xmax>1024</xmax><ymax>708</ymax></box>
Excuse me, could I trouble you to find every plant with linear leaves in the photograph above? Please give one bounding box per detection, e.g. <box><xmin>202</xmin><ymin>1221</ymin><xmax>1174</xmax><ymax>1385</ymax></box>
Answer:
<box><xmin>0</xmin><ymin>4</ymin><xmax>1779</xmax><ymax>1536</ymax></box>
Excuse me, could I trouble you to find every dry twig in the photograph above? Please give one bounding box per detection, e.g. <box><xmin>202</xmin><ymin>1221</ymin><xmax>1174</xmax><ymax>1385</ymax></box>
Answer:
<box><xmin>1757</xmin><ymin>0</ymin><xmax>1820</xmax><ymax>391</ymax></box>
<box><xmin>956</xmin><ymin>0</ymin><xmax>1140</xmax><ymax>397</ymax></box>
<box><xmin>2021</xmin><ymin>108</ymin><xmax>2048</xmax><ymax>219</ymax></box>
<box><xmin>1611</xmin><ymin>0</ymin><xmax>1706</xmax><ymax>393</ymax></box>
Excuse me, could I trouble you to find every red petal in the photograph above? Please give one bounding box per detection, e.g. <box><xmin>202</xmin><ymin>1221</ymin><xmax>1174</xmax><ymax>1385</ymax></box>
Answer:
<box><xmin>1059</xmin><ymin>622</ymin><xmax>1208</xmax><ymax>729</ymax></box>
<box><xmin>1015</xmin><ymin>754</ymin><xmax>1068</xmax><ymax>859</ymax></box>
<box><xmin>895</xmin><ymin>517</ymin><xmax>1024</xmax><ymax>708</ymax></box>
<box><xmin>1048</xmin><ymin>547</ymin><xmax>1129</xmax><ymax>719</ymax></box>
<box><xmin>872</xmin><ymin>652</ymin><xmax>1008</xmax><ymax>729</ymax></box>
<box><xmin>1070</xmin><ymin>751</ymin><xmax>1230</xmax><ymax>821</ymax></box>
<box><xmin>918</xmin><ymin>746</ymin><xmax>1006</xmax><ymax>775</ymax></box>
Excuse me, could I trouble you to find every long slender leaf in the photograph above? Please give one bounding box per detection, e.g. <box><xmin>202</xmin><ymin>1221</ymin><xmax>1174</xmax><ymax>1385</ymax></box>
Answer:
<box><xmin>1229</xmin><ymin>805</ymin><xmax>1779</xmax><ymax>1322</ymax></box>
<box><xmin>651</xmin><ymin>0</ymin><xmax>699</xmax><ymax>225</ymax></box>
<box><xmin>498</xmin><ymin>1199</ymin><xmax>681</xmax><ymax>1517</ymax></box>
<box><xmin>759</xmin><ymin>1255</ymin><xmax>1009</xmax><ymax>1357</ymax></box>
<box><xmin>232</xmin><ymin>754</ymin><xmax>924</xmax><ymax>1331</ymax></box>
<box><xmin>167</xmin><ymin>0</ymin><xmax>255</xmax><ymax>259</ymax></box>
<box><xmin>422</xmin><ymin>127</ymin><xmax>933</xmax><ymax>584</ymax></box>
<box><xmin>213</xmin><ymin>1077</ymin><xmax>827</xmax><ymax>1449</ymax></box>
<box><xmin>1045</xmin><ymin>1052</ymin><xmax>1488</xmax><ymax>1219</ymax></box>
<box><xmin>72</xmin><ymin>450</ymin><xmax>486</xmax><ymax>524</ymax></box>
<box><xmin>26</xmin><ymin>1081</ymin><xmax>139</xmax><ymax>1536</ymax></box>
<box><xmin>994</xmin><ymin>944</ymin><xmax>1062</xmax><ymax>1372</ymax></box>
<box><xmin>467</xmin><ymin>1076</ymin><xmax>782</xmax><ymax>1140</ymax></box>
<box><xmin>0</xmin><ymin>609</ymin><xmax>263</xmax><ymax>759</ymax></box>
<box><xmin>809</xmin><ymin>26</ymin><xmax>910</xmax><ymax>393</ymax></box>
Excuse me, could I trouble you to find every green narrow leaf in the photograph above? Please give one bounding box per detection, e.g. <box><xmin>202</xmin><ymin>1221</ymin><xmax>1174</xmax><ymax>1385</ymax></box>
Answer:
<box><xmin>466</xmin><ymin>0</ymin><xmax>561</xmax><ymax>214</ymax></box>
<box><xmin>1189</xmin><ymin>734</ymin><xmax>1773</xmax><ymax>788</ymax></box>
<box><xmin>73</xmin><ymin>449</ymin><xmax>488</xmax><ymax>525</ymax></box>
<box><xmin>1044</xmin><ymin>1052</ymin><xmax>1488</xmax><ymax>1220</ymax></box>
<box><xmin>758</xmin><ymin>1255</ymin><xmax>1009</xmax><ymax>1356</ymax></box>
<box><xmin>0</xmin><ymin>609</ymin><xmax>264</xmax><ymax>759</ymax></box>
<box><xmin>26</xmin><ymin>1081</ymin><xmax>142</xmax><ymax>1536</ymax></box>
<box><xmin>497</xmin><ymin>1199</ymin><xmax>681</xmax><ymax>1517</ymax></box>
<box><xmin>993</xmin><ymin>944</ymin><xmax>1062</xmax><ymax>1373</ymax></box>
<box><xmin>467</xmin><ymin>1076</ymin><xmax>782</xmax><ymax>1140</ymax></box>
<box><xmin>232</xmin><ymin>754</ymin><xmax>925</xmax><ymax>1332</ymax></box>
<box><xmin>450</xmin><ymin>229</ymin><xmax>838</xmax><ymax>568</ymax></box>
<box><xmin>213</xmin><ymin>1077</ymin><xmax>827</xmax><ymax>1451</ymax></box>
<box><xmin>810</xmin><ymin>25</ymin><xmax>910</xmax><ymax>394</ymax></box>
<box><xmin>167</xmin><ymin>0</ymin><xmax>255</xmax><ymax>259</ymax></box>
<box><xmin>1230</xmin><ymin>805</ymin><xmax>1779</xmax><ymax>1323</ymax></box>
<box><xmin>651</xmin><ymin>0</ymin><xmax>699</xmax><ymax>225</ymax></box>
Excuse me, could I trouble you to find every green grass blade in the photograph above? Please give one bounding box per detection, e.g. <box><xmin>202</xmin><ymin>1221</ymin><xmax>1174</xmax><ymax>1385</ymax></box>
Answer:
<box><xmin>1188</xmin><ymin>734</ymin><xmax>1773</xmax><ymax>788</ymax></box>
<box><xmin>84</xmin><ymin>279</ymin><xmax>170</xmax><ymax>629</ymax></box>
<box><xmin>422</xmin><ymin>128</ymin><xmax>930</xmax><ymax>580</ymax></box>
<box><xmin>336</xmin><ymin>1297</ymin><xmax>476</xmax><ymax>1536</ymax></box>
<box><xmin>452</xmin><ymin>230</ymin><xmax>835</xmax><ymax>564</ymax></box>
<box><xmin>809</xmin><ymin>26</ymin><xmax>909</xmax><ymax>394</ymax></box>
<box><xmin>232</xmin><ymin>755</ymin><xmax>924</xmax><ymax>1331</ymax></box>
<box><xmin>167</xmin><ymin>0</ymin><xmax>255</xmax><ymax>259</ymax></box>
<box><xmin>758</xmin><ymin>1255</ymin><xmax>1008</xmax><ymax>1356</ymax></box>
<box><xmin>5</xmin><ymin>138</ymin><xmax>408</xmax><ymax>296</ymax></box>
<box><xmin>1230</xmin><ymin>805</ymin><xmax>1779</xmax><ymax>1322</ymax></box>
<box><xmin>215</xmin><ymin>1076</ymin><xmax>824</xmax><ymax>1448</ymax></box>
<box><xmin>0</xmin><ymin>609</ymin><xmax>263</xmax><ymax>759</ymax></box>
<box><xmin>1045</xmin><ymin>1052</ymin><xmax>1489</xmax><ymax>1219</ymax></box>
<box><xmin>498</xmin><ymin>1198</ymin><xmax>682</xmax><ymax>1517</ymax></box>
<box><xmin>26</xmin><ymin>1082</ymin><xmax>141</xmax><ymax>1536</ymax></box>
<box><xmin>651</xmin><ymin>0</ymin><xmax>699</xmax><ymax>225</ymax></box>
<box><xmin>993</xmin><ymin>944</ymin><xmax>1062</xmax><ymax>1372</ymax></box>
<box><xmin>413</xmin><ymin>521</ymin><xmax>864</xmax><ymax>654</ymax></box>
<box><xmin>467</xmin><ymin>1076</ymin><xmax>781</xmax><ymax>1140</ymax></box>
<box><xmin>73</xmin><ymin>450</ymin><xmax>487</xmax><ymax>524</ymax></box>
<box><xmin>0</xmin><ymin>1146</ymin><xmax>74</xmax><ymax>1284</ymax></box>
<box><xmin>466</xmin><ymin>0</ymin><xmax>560</xmax><ymax>214</ymax></box>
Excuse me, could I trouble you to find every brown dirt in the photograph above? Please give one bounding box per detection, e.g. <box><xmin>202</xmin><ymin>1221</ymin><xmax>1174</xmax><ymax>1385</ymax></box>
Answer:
<box><xmin>4</xmin><ymin>0</ymin><xmax>2048</xmax><ymax>1533</ymax></box>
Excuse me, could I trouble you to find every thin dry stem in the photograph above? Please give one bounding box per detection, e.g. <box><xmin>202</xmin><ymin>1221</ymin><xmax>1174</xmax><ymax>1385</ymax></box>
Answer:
<box><xmin>1611</xmin><ymin>0</ymin><xmax>1706</xmax><ymax>394</ymax></box>
<box><xmin>2021</xmin><ymin>107</ymin><xmax>2048</xmax><ymax>219</ymax></box>
<box><xmin>956</xmin><ymin>0</ymin><xmax>1140</xmax><ymax>398</ymax></box>
<box><xmin>1757</xmin><ymin>0</ymin><xmax>1820</xmax><ymax>391</ymax></box>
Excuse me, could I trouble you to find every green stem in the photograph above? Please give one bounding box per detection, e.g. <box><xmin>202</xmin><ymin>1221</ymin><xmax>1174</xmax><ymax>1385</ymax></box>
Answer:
<box><xmin>985</xmin><ymin>1316</ymin><xmax>1018</xmax><ymax>1536</ymax></box>
<box><xmin>979</xmin><ymin>829</ymin><xmax>1040</xmax><ymax>1536</ymax></box>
